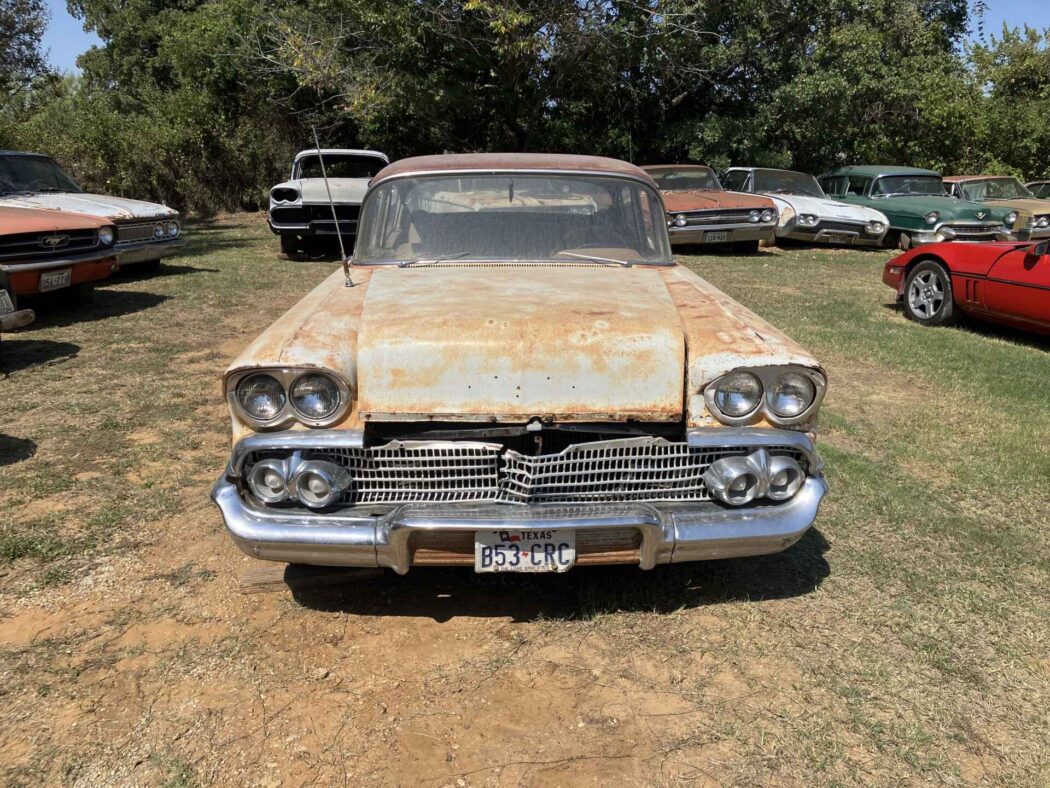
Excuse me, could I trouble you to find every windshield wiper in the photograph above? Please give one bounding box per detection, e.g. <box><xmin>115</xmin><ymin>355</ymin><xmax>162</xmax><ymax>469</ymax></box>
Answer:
<box><xmin>398</xmin><ymin>252</ymin><xmax>471</xmax><ymax>267</ymax></box>
<box><xmin>556</xmin><ymin>251</ymin><xmax>633</xmax><ymax>267</ymax></box>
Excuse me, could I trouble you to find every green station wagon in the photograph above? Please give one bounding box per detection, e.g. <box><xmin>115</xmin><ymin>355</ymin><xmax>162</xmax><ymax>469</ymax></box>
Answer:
<box><xmin>818</xmin><ymin>166</ymin><xmax>1023</xmax><ymax>249</ymax></box>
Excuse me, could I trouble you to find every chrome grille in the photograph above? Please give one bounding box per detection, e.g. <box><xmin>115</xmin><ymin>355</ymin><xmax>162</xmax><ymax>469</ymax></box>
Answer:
<box><xmin>0</xmin><ymin>228</ymin><xmax>99</xmax><ymax>261</ymax></box>
<box><xmin>116</xmin><ymin>222</ymin><xmax>162</xmax><ymax>244</ymax></box>
<box><xmin>675</xmin><ymin>210</ymin><xmax>753</xmax><ymax>226</ymax></box>
<box><xmin>814</xmin><ymin>220</ymin><xmax>865</xmax><ymax>234</ymax></box>
<box><xmin>244</xmin><ymin>437</ymin><xmax>808</xmax><ymax>507</ymax></box>
<box><xmin>946</xmin><ymin>222</ymin><xmax>1001</xmax><ymax>239</ymax></box>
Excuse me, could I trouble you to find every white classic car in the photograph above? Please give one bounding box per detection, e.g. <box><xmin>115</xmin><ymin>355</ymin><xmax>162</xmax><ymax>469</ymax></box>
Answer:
<box><xmin>0</xmin><ymin>150</ymin><xmax>183</xmax><ymax>270</ymax></box>
<box><xmin>213</xmin><ymin>153</ymin><xmax>828</xmax><ymax>575</ymax></box>
<box><xmin>268</xmin><ymin>148</ymin><xmax>389</xmax><ymax>256</ymax></box>
<box><xmin>722</xmin><ymin>167</ymin><xmax>890</xmax><ymax>247</ymax></box>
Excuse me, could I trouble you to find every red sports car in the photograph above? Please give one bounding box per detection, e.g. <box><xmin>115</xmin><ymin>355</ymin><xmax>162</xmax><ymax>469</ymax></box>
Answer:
<box><xmin>883</xmin><ymin>240</ymin><xmax>1050</xmax><ymax>334</ymax></box>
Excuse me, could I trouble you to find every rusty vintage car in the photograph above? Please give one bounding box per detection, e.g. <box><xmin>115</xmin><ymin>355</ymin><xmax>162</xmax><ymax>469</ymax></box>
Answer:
<box><xmin>943</xmin><ymin>176</ymin><xmax>1050</xmax><ymax>240</ymax></box>
<box><xmin>0</xmin><ymin>206</ymin><xmax>122</xmax><ymax>302</ymax></box>
<box><xmin>642</xmin><ymin>164</ymin><xmax>778</xmax><ymax>252</ymax></box>
<box><xmin>212</xmin><ymin>154</ymin><xmax>827</xmax><ymax>574</ymax></box>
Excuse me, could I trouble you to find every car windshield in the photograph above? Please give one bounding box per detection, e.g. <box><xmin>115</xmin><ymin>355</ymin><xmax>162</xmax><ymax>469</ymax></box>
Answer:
<box><xmin>753</xmin><ymin>169</ymin><xmax>824</xmax><ymax>197</ymax></box>
<box><xmin>354</xmin><ymin>173</ymin><xmax>672</xmax><ymax>265</ymax></box>
<box><xmin>960</xmin><ymin>177</ymin><xmax>1033</xmax><ymax>201</ymax></box>
<box><xmin>872</xmin><ymin>175</ymin><xmax>944</xmax><ymax>197</ymax></box>
<box><xmin>0</xmin><ymin>155</ymin><xmax>82</xmax><ymax>195</ymax></box>
<box><xmin>647</xmin><ymin>167</ymin><xmax>721</xmax><ymax>191</ymax></box>
<box><xmin>295</xmin><ymin>154</ymin><xmax>385</xmax><ymax>180</ymax></box>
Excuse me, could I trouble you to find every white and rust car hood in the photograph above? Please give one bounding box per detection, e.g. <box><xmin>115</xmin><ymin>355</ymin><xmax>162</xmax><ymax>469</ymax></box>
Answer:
<box><xmin>270</xmin><ymin>178</ymin><xmax>371</xmax><ymax>206</ymax></box>
<box><xmin>0</xmin><ymin>191</ymin><xmax>177</xmax><ymax>220</ymax></box>
<box><xmin>226</xmin><ymin>262</ymin><xmax>821</xmax><ymax>430</ymax></box>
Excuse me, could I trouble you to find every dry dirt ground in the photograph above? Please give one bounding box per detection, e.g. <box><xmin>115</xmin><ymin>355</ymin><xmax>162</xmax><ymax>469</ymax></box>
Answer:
<box><xmin>0</xmin><ymin>215</ymin><xmax>1047</xmax><ymax>786</ymax></box>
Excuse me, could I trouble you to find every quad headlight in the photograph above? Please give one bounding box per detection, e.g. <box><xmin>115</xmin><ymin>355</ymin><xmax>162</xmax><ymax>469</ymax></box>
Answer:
<box><xmin>748</xmin><ymin>210</ymin><xmax>762</xmax><ymax>223</ymax></box>
<box><xmin>98</xmin><ymin>226</ymin><xmax>115</xmax><ymax>245</ymax></box>
<box><xmin>153</xmin><ymin>222</ymin><xmax>166</xmax><ymax>239</ymax></box>
<box><xmin>272</xmin><ymin>187</ymin><xmax>300</xmax><ymax>203</ymax></box>
<box><xmin>291</xmin><ymin>373</ymin><xmax>342</xmax><ymax>420</ymax></box>
<box><xmin>865</xmin><ymin>220</ymin><xmax>886</xmax><ymax>234</ymax></box>
<box><xmin>1037</xmin><ymin>215</ymin><xmax>1050</xmax><ymax>228</ymax></box>
<box><xmin>167</xmin><ymin>221</ymin><xmax>180</xmax><ymax>238</ymax></box>
<box><xmin>674</xmin><ymin>214</ymin><xmax>688</xmax><ymax>227</ymax></box>
<box><xmin>924</xmin><ymin>211</ymin><xmax>940</xmax><ymax>226</ymax></box>
<box><xmin>760</xmin><ymin>208</ymin><xmax>775</xmax><ymax>223</ymax></box>
<box><xmin>230</xmin><ymin>368</ymin><xmax>350</xmax><ymax>428</ymax></box>
<box><xmin>766</xmin><ymin>372</ymin><xmax>816</xmax><ymax>418</ymax></box>
<box><xmin>710</xmin><ymin>371</ymin><xmax>763</xmax><ymax>417</ymax></box>
<box><xmin>1003</xmin><ymin>211</ymin><xmax>1018</xmax><ymax>226</ymax></box>
<box><xmin>797</xmin><ymin>214</ymin><xmax>819</xmax><ymax>227</ymax></box>
<box><xmin>705</xmin><ymin>366</ymin><xmax>825</xmax><ymax>426</ymax></box>
<box><xmin>236</xmin><ymin>373</ymin><xmax>286</xmax><ymax>422</ymax></box>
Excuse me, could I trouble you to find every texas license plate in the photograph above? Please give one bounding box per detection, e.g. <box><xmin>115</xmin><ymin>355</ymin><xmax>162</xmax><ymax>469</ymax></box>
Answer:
<box><xmin>39</xmin><ymin>268</ymin><xmax>71</xmax><ymax>292</ymax></box>
<box><xmin>703</xmin><ymin>231</ymin><xmax>728</xmax><ymax>243</ymax></box>
<box><xmin>474</xmin><ymin>529</ymin><xmax>576</xmax><ymax>573</ymax></box>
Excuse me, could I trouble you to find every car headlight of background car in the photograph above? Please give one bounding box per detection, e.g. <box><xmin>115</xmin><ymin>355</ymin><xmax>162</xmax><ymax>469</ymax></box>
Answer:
<box><xmin>704</xmin><ymin>366</ymin><xmax>826</xmax><ymax>426</ymax></box>
<box><xmin>865</xmin><ymin>220</ymin><xmax>886</xmax><ymax>234</ymax></box>
<box><xmin>760</xmin><ymin>208</ymin><xmax>775</xmax><ymax>223</ymax></box>
<box><xmin>98</xmin><ymin>226</ymin><xmax>115</xmax><ymax>245</ymax></box>
<box><xmin>1037</xmin><ymin>215</ymin><xmax>1050</xmax><ymax>228</ymax></box>
<box><xmin>271</xmin><ymin>187</ymin><xmax>300</xmax><ymax>203</ymax></box>
<box><xmin>229</xmin><ymin>368</ymin><xmax>351</xmax><ymax>428</ymax></box>
<box><xmin>1003</xmin><ymin>211</ymin><xmax>1018</xmax><ymax>226</ymax></box>
<box><xmin>924</xmin><ymin>211</ymin><xmax>939</xmax><ymax>225</ymax></box>
<box><xmin>167</xmin><ymin>220</ymin><xmax>180</xmax><ymax>238</ymax></box>
<box><xmin>797</xmin><ymin>213</ymin><xmax>819</xmax><ymax>227</ymax></box>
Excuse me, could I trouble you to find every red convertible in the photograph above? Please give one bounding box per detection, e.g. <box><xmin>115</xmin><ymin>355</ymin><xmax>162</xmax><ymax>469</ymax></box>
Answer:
<box><xmin>883</xmin><ymin>240</ymin><xmax>1050</xmax><ymax>334</ymax></box>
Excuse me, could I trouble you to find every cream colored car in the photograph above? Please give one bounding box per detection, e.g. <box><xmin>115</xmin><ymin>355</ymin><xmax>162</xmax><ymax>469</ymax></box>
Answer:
<box><xmin>213</xmin><ymin>153</ymin><xmax>828</xmax><ymax>575</ymax></box>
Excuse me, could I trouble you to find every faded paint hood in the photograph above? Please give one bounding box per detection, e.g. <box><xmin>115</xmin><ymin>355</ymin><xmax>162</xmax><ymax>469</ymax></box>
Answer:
<box><xmin>765</xmin><ymin>194</ymin><xmax>887</xmax><ymax>223</ymax></box>
<box><xmin>0</xmin><ymin>192</ymin><xmax>177</xmax><ymax>220</ymax></box>
<box><xmin>661</xmin><ymin>189</ymin><xmax>774</xmax><ymax>212</ymax></box>
<box><xmin>277</xmin><ymin>178</ymin><xmax>370</xmax><ymax>205</ymax></box>
<box><xmin>356</xmin><ymin>265</ymin><xmax>686</xmax><ymax>422</ymax></box>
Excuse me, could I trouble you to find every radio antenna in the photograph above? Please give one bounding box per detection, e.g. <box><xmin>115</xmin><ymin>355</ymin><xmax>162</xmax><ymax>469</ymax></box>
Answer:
<box><xmin>311</xmin><ymin>125</ymin><xmax>352</xmax><ymax>286</ymax></box>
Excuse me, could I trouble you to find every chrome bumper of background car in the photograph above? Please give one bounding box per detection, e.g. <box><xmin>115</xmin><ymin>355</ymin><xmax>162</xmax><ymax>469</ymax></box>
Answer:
<box><xmin>909</xmin><ymin>224</ymin><xmax>1011</xmax><ymax>246</ymax></box>
<box><xmin>116</xmin><ymin>239</ymin><xmax>184</xmax><ymax>264</ymax></box>
<box><xmin>667</xmin><ymin>224</ymin><xmax>775</xmax><ymax>245</ymax></box>
<box><xmin>211</xmin><ymin>427</ymin><xmax>828</xmax><ymax>572</ymax></box>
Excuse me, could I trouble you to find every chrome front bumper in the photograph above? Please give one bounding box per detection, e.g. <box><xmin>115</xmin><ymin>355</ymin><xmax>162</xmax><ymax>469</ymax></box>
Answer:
<box><xmin>667</xmin><ymin>223</ymin><xmax>775</xmax><ymax>245</ymax></box>
<box><xmin>211</xmin><ymin>428</ymin><xmax>828</xmax><ymax>572</ymax></box>
<box><xmin>116</xmin><ymin>239</ymin><xmax>184</xmax><ymax>264</ymax></box>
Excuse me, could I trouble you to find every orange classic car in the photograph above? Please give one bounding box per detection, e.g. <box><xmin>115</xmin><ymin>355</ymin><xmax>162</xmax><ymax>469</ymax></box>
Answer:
<box><xmin>642</xmin><ymin>164</ymin><xmax>778</xmax><ymax>252</ymax></box>
<box><xmin>0</xmin><ymin>206</ymin><xmax>122</xmax><ymax>302</ymax></box>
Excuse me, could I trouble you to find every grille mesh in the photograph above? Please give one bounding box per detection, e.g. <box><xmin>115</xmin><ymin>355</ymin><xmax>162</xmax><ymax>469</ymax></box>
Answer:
<box><xmin>678</xmin><ymin>210</ymin><xmax>753</xmax><ymax>226</ymax></box>
<box><xmin>117</xmin><ymin>222</ymin><xmax>162</xmax><ymax>243</ymax></box>
<box><xmin>0</xmin><ymin>228</ymin><xmax>99</xmax><ymax>261</ymax></box>
<box><xmin>244</xmin><ymin>437</ymin><xmax>808</xmax><ymax>508</ymax></box>
<box><xmin>946</xmin><ymin>223</ymin><xmax>1000</xmax><ymax>239</ymax></box>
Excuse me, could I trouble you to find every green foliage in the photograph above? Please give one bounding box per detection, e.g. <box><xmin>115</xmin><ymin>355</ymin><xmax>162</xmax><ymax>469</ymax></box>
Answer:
<box><xmin>1</xmin><ymin>0</ymin><xmax>1047</xmax><ymax>213</ymax></box>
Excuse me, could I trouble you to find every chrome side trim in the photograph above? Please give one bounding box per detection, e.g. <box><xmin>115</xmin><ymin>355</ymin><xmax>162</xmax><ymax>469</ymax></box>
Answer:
<box><xmin>686</xmin><ymin>427</ymin><xmax>822</xmax><ymax>472</ymax></box>
<box><xmin>227</xmin><ymin>428</ymin><xmax>365</xmax><ymax>476</ymax></box>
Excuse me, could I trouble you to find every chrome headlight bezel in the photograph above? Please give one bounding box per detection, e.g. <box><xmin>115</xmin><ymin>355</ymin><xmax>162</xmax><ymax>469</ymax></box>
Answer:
<box><xmin>865</xmin><ymin>220</ymin><xmax>886</xmax><ymax>234</ymax></box>
<box><xmin>271</xmin><ymin>187</ymin><xmax>301</xmax><ymax>203</ymax></box>
<box><xmin>748</xmin><ymin>209</ymin><xmax>762</xmax><ymax>223</ymax></box>
<box><xmin>1038</xmin><ymin>215</ymin><xmax>1050</xmax><ymax>228</ymax></box>
<box><xmin>227</xmin><ymin>367</ymin><xmax>352</xmax><ymax>429</ymax></box>
<box><xmin>760</xmin><ymin>208</ymin><xmax>776</xmax><ymax>223</ymax></box>
<box><xmin>924</xmin><ymin>211</ymin><xmax>939</xmax><ymax>226</ymax></box>
<box><xmin>797</xmin><ymin>213</ymin><xmax>819</xmax><ymax>227</ymax></box>
<box><xmin>1003</xmin><ymin>211</ymin><xmax>1018</xmax><ymax>226</ymax></box>
<box><xmin>98</xmin><ymin>226</ymin><xmax>116</xmax><ymax>246</ymax></box>
<box><xmin>704</xmin><ymin>365</ymin><xmax>826</xmax><ymax>427</ymax></box>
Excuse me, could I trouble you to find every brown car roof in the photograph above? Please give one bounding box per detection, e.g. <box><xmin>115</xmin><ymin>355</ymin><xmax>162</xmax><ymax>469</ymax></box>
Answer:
<box><xmin>371</xmin><ymin>153</ymin><xmax>659</xmax><ymax>189</ymax></box>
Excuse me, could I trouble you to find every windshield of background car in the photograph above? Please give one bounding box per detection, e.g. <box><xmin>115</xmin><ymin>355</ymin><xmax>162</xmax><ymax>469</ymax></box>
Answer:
<box><xmin>0</xmin><ymin>156</ymin><xmax>81</xmax><ymax>195</ymax></box>
<box><xmin>753</xmin><ymin>170</ymin><xmax>824</xmax><ymax>197</ymax></box>
<box><xmin>354</xmin><ymin>173</ymin><xmax>673</xmax><ymax>264</ymax></box>
<box><xmin>295</xmin><ymin>155</ymin><xmax>385</xmax><ymax>180</ymax></box>
<box><xmin>960</xmin><ymin>178</ymin><xmax>1033</xmax><ymax>201</ymax></box>
<box><xmin>647</xmin><ymin>168</ymin><xmax>721</xmax><ymax>191</ymax></box>
<box><xmin>872</xmin><ymin>175</ymin><xmax>944</xmax><ymax>197</ymax></box>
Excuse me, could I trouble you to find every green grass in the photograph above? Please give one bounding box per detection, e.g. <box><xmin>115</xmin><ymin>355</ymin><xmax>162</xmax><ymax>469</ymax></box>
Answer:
<box><xmin>0</xmin><ymin>218</ymin><xmax>1046</xmax><ymax>785</ymax></box>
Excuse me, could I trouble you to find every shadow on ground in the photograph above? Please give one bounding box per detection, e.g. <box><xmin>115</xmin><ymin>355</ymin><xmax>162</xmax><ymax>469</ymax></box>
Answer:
<box><xmin>0</xmin><ymin>434</ymin><xmax>36</xmax><ymax>466</ymax></box>
<box><xmin>110</xmin><ymin>262</ymin><xmax>219</xmax><ymax>283</ymax></box>
<box><xmin>289</xmin><ymin>527</ymin><xmax>831</xmax><ymax>622</ymax></box>
<box><xmin>21</xmin><ymin>290</ymin><xmax>169</xmax><ymax>328</ymax></box>
<box><xmin>0</xmin><ymin>339</ymin><xmax>80</xmax><ymax>373</ymax></box>
<box><xmin>882</xmin><ymin>302</ymin><xmax>1050</xmax><ymax>352</ymax></box>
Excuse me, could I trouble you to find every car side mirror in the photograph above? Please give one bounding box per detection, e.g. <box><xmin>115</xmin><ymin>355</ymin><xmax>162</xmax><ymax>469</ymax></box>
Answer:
<box><xmin>1025</xmin><ymin>241</ymin><xmax>1049</xmax><ymax>265</ymax></box>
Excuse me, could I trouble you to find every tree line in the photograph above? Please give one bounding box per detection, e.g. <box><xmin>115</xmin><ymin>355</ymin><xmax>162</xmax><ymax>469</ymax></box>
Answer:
<box><xmin>1</xmin><ymin>0</ymin><xmax>1048</xmax><ymax>215</ymax></box>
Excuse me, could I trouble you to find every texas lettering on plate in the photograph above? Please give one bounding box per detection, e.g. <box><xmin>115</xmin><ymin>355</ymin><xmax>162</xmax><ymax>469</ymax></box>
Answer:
<box><xmin>475</xmin><ymin>529</ymin><xmax>576</xmax><ymax>573</ymax></box>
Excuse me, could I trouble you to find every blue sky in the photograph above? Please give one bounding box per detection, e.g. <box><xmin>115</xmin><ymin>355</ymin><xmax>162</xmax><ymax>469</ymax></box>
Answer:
<box><xmin>39</xmin><ymin>0</ymin><xmax>1050</xmax><ymax>74</ymax></box>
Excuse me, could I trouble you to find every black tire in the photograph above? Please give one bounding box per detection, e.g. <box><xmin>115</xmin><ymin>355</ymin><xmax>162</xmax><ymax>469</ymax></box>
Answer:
<box><xmin>137</xmin><ymin>258</ymin><xmax>162</xmax><ymax>274</ymax></box>
<box><xmin>731</xmin><ymin>240</ymin><xmax>760</xmax><ymax>254</ymax></box>
<box><xmin>280</xmin><ymin>235</ymin><xmax>300</xmax><ymax>256</ymax></box>
<box><xmin>903</xmin><ymin>260</ymin><xmax>956</xmax><ymax>326</ymax></box>
<box><xmin>882</xmin><ymin>230</ymin><xmax>901</xmax><ymax>250</ymax></box>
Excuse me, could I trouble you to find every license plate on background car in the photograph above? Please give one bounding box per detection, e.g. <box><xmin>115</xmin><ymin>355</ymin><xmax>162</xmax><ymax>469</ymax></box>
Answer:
<box><xmin>39</xmin><ymin>268</ymin><xmax>71</xmax><ymax>292</ymax></box>
<box><xmin>703</xmin><ymin>231</ymin><xmax>728</xmax><ymax>243</ymax></box>
<box><xmin>475</xmin><ymin>529</ymin><xmax>576</xmax><ymax>573</ymax></box>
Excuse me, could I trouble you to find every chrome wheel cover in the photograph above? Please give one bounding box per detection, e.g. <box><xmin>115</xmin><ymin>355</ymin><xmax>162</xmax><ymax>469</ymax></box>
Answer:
<box><xmin>908</xmin><ymin>269</ymin><xmax>946</xmax><ymax>319</ymax></box>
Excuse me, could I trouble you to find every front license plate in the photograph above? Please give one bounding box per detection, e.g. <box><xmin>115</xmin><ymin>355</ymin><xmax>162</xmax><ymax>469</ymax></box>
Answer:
<box><xmin>475</xmin><ymin>529</ymin><xmax>576</xmax><ymax>573</ymax></box>
<box><xmin>39</xmin><ymin>268</ymin><xmax>71</xmax><ymax>292</ymax></box>
<box><xmin>703</xmin><ymin>231</ymin><xmax>728</xmax><ymax>243</ymax></box>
